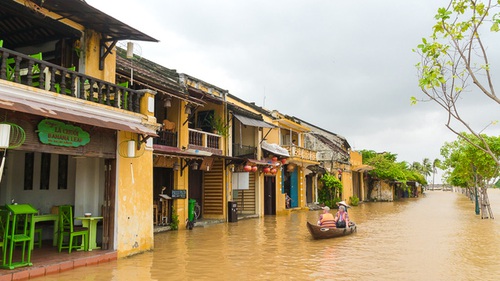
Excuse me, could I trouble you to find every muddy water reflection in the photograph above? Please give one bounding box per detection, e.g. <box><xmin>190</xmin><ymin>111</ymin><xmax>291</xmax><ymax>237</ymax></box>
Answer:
<box><xmin>37</xmin><ymin>190</ymin><xmax>500</xmax><ymax>281</ymax></box>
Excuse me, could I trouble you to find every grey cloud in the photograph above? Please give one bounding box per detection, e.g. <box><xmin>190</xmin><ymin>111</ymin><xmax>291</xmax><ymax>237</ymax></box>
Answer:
<box><xmin>88</xmin><ymin>0</ymin><xmax>498</xmax><ymax>177</ymax></box>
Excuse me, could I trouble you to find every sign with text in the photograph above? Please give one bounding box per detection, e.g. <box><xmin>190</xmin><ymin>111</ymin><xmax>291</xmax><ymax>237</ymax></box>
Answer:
<box><xmin>171</xmin><ymin>189</ymin><xmax>187</xmax><ymax>199</ymax></box>
<box><xmin>37</xmin><ymin>119</ymin><xmax>90</xmax><ymax>147</ymax></box>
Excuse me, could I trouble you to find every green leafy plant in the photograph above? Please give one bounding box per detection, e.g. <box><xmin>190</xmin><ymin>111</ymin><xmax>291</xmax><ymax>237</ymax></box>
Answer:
<box><xmin>440</xmin><ymin>133</ymin><xmax>500</xmax><ymax>218</ymax></box>
<box><xmin>209</xmin><ymin>115</ymin><xmax>229</xmax><ymax>137</ymax></box>
<box><xmin>360</xmin><ymin>150</ymin><xmax>427</xmax><ymax>185</ymax></box>
<box><xmin>349</xmin><ymin>195</ymin><xmax>359</xmax><ymax>206</ymax></box>
<box><xmin>170</xmin><ymin>206</ymin><xmax>180</xmax><ymax>230</ymax></box>
<box><xmin>415</xmin><ymin>1</ymin><xmax>500</xmax><ymax>168</ymax></box>
<box><xmin>318</xmin><ymin>173</ymin><xmax>343</xmax><ymax>207</ymax></box>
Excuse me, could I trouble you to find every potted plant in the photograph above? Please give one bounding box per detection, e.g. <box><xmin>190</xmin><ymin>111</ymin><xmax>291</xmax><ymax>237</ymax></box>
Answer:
<box><xmin>209</xmin><ymin>115</ymin><xmax>229</xmax><ymax>137</ymax></box>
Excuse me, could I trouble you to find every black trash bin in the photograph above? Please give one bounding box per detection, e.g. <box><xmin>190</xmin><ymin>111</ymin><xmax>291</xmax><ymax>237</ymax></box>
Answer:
<box><xmin>228</xmin><ymin>201</ymin><xmax>238</xmax><ymax>222</ymax></box>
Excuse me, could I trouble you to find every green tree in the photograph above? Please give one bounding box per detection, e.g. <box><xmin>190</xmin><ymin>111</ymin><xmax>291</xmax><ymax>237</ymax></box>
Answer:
<box><xmin>432</xmin><ymin>158</ymin><xmax>442</xmax><ymax>190</ymax></box>
<box><xmin>414</xmin><ymin>0</ymin><xmax>500</xmax><ymax>167</ymax></box>
<box><xmin>410</xmin><ymin>161</ymin><xmax>423</xmax><ymax>173</ymax></box>
<box><xmin>319</xmin><ymin>173</ymin><xmax>343</xmax><ymax>207</ymax></box>
<box><xmin>410</xmin><ymin>158</ymin><xmax>434</xmax><ymax>183</ymax></box>
<box><xmin>360</xmin><ymin>150</ymin><xmax>428</xmax><ymax>198</ymax></box>
<box><xmin>440</xmin><ymin>133</ymin><xmax>500</xmax><ymax>218</ymax></box>
<box><xmin>422</xmin><ymin>158</ymin><xmax>433</xmax><ymax>180</ymax></box>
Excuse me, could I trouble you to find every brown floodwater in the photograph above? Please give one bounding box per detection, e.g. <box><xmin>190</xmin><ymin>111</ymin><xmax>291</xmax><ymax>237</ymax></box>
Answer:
<box><xmin>36</xmin><ymin>189</ymin><xmax>500</xmax><ymax>281</ymax></box>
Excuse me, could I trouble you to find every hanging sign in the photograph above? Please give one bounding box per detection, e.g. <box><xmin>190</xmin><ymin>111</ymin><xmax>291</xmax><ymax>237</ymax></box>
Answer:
<box><xmin>171</xmin><ymin>189</ymin><xmax>187</xmax><ymax>199</ymax></box>
<box><xmin>37</xmin><ymin>119</ymin><xmax>90</xmax><ymax>147</ymax></box>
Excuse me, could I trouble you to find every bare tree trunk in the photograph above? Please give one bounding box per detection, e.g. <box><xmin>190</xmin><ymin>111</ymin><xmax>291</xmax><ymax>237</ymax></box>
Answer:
<box><xmin>480</xmin><ymin>187</ymin><xmax>494</xmax><ymax>219</ymax></box>
<box><xmin>432</xmin><ymin>170</ymin><xmax>435</xmax><ymax>190</ymax></box>
<box><xmin>466</xmin><ymin>187</ymin><xmax>473</xmax><ymax>200</ymax></box>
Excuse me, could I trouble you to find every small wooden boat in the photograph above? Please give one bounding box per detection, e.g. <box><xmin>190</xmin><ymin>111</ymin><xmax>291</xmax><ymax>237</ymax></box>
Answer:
<box><xmin>307</xmin><ymin>221</ymin><xmax>357</xmax><ymax>239</ymax></box>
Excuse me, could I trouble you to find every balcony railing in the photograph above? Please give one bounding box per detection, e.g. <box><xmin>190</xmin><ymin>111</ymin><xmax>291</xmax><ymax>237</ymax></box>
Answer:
<box><xmin>282</xmin><ymin>145</ymin><xmax>317</xmax><ymax>161</ymax></box>
<box><xmin>188</xmin><ymin>128</ymin><xmax>221</xmax><ymax>150</ymax></box>
<box><xmin>232</xmin><ymin>143</ymin><xmax>257</xmax><ymax>158</ymax></box>
<box><xmin>154</xmin><ymin>130</ymin><xmax>177</xmax><ymax>147</ymax></box>
<box><xmin>0</xmin><ymin>47</ymin><xmax>143</xmax><ymax>113</ymax></box>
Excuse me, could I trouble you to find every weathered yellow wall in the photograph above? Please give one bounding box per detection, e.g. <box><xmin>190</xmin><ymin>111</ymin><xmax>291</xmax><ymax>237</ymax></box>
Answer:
<box><xmin>172</xmin><ymin>100</ymin><xmax>191</xmax><ymax>228</ymax></box>
<box><xmin>350</xmin><ymin>151</ymin><xmax>363</xmax><ymax>203</ymax></box>
<box><xmin>116</xmin><ymin>91</ymin><xmax>157</xmax><ymax>257</ymax></box>
<box><xmin>165</xmin><ymin>98</ymin><xmax>180</xmax><ymax>125</ymax></box>
<box><xmin>84</xmin><ymin>31</ymin><xmax>116</xmax><ymax>83</ymax></box>
<box><xmin>173</xmin><ymin>170</ymin><xmax>188</xmax><ymax>228</ymax></box>
<box><xmin>342</xmin><ymin>169</ymin><xmax>353</xmax><ymax>203</ymax></box>
<box><xmin>115</xmin><ymin>131</ymin><xmax>154</xmax><ymax>257</ymax></box>
<box><xmin>350</xmin><ymin>151</ymin><xmax>362</xmax><ymax>166</ymax></box>
<box><xmin>266</xmin><ymin>127</ymin><xmax>280</xmax><ymax>145</ymax></box>
<box><xmin>370</xmin><ymin>180</ymin><xmax>394</xmax><ymax>201</ymax></box>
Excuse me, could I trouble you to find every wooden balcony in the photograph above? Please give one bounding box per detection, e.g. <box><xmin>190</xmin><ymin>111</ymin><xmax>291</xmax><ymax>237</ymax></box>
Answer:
<box><xmin>188</xmin><ymin>128</ymin><xmax>222</xmax><ymax>154</ymax></box>
<box><xmin>282</xmin><ymin>145</ymin><xmax>317</xmax><ymax>161</ymax></box>
<box><xmin>0</xmin><ymin>47</ymin><xmax>143</xmax><ymax>113</ymax></box>
<box><xmin>154</xmin><ymin>130</ymin><xmax>177</xmax><ymax>147</ymax></box>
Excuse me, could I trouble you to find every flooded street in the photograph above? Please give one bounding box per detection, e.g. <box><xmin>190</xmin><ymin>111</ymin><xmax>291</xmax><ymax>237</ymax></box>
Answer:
<box><xmin>37</xmin><ymin>189</ymin><xmax>500</xmax><ymax>281</ymax></box>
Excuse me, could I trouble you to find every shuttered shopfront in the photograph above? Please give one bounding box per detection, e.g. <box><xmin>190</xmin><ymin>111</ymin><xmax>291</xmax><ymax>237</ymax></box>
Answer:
<box><xmin>235</xmin><ymin>172</ymin><xmax>256</xmax><ymax>214</ymax></box>
<box><xmin>203</xmin><ymin>158</ymin><xmax>224</xmax><ymax>216</ymax></box>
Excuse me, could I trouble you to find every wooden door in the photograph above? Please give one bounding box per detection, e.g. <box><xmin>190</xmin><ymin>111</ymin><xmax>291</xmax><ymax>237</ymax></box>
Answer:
<box><xmin>264</xmin><ymin>176</ymin><xmax>276</xmax><ymax>215</ymax></box>
<box><xmin>102</xmin><ymin>159</ymin><xmax>115</xmax><ymax>250</ymax></box>
<box><xmin>189</xmin><ymin>169</ymin><xmax>204</xmax><ymax>217</ymax></box>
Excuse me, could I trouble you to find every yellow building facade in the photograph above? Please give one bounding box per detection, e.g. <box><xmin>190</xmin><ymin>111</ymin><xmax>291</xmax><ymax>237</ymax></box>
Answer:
<box><xmin>0</xmin><ymin>1</ymin><xmax>159</xmax><ymax>258</ymax></box>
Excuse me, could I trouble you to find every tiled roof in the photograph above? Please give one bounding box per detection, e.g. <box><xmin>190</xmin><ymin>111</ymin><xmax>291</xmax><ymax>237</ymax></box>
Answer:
<box><xmin>116</xmin><ymin>47</ymin><xmax>185</xmax><ymax>97</ymax></box>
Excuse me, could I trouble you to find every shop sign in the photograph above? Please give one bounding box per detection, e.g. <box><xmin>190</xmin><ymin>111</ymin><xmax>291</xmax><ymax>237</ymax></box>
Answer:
<box><xmin>171</xmin><ymin>190</ymin><xmax>187</xmax><ymax>199</ymax></box>
<box><xmin>37</xmin><ymin>119</ymin><xmax>90</xmax><ymax>147</ymax></box>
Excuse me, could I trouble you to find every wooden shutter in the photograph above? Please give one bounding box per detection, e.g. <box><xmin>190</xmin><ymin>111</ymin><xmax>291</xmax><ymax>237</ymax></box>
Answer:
<box><xmin>203</xmin><ymin>158</ymin><xmax>224</xmax><ymax>215</ymax></box>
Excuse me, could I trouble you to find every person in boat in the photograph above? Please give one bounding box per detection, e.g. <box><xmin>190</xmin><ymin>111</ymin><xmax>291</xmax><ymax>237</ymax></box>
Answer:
<box><xmin>334</xmin><ymin>201</ymin><xmax>350</xmax><ymax>228</ymax></box>
<box><xmin>317</xmin><ymin>206</ymin><xmax>336</xmax><ymax>227</ymax></box>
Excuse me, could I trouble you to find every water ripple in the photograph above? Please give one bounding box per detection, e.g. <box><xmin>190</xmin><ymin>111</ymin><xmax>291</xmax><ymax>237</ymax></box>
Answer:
<box><xmin>34</xmin><ymin>189</ymin><xmax>500</xmax><ymax>281</ymax></box>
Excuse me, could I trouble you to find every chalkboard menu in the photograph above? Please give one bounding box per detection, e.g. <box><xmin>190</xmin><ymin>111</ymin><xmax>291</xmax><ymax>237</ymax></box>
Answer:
<box><xmin>171</xmin><ymin>189</ymin><xmax>187</xmax><ymax>199</ymax></box>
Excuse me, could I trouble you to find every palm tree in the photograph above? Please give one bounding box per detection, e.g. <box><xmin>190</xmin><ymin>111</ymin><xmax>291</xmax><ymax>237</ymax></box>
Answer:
<box><xmin>422</xmin><ymin>158</ymin><xmax>432</xmax><ymax>180</ymax></box>
<box><xmin>432</xmin><ymin>158</ymin><xmax>441</xmax><ymax>190</ymax></box>
<box><xmin>410</xmin><ymin>161</ymin><xmax>423</xmax><ymax>172</ymax></box>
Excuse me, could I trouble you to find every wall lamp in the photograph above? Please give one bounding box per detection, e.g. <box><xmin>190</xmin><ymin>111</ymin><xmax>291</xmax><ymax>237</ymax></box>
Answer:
<box><xmin>163</xmin><ymin>97</ymin><xmax>172</xmax><ymax>108</ymax></box>
<box><xmin>191</xmin><ymin>161</ymin><xmax>199</xmax><ymax>170</ymax></box>
<box><xmin>173</xmin><ymin>161</ymin><xmax>180</xmax><ymax>171</ymax></box>
<box><xmin>180</xmin><ymin>158</ymin><xmax>200</xmax><ymax>176</ymax></box>
<box><xmin>184</xmin><ymin>104</ymin><xmax>192</xmax><ymax>115</ymax></box>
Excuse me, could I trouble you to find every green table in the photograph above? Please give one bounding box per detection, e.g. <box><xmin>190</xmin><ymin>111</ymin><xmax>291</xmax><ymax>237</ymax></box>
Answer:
<box><xmin>75</xmin><ymin>216</ymin><xmax>103</xmax><ymax>251</ymax></box>
<box><xmin>30</xmin><ymin>214</ymin><xmax>59</xmax><ymax>250</ymax></box>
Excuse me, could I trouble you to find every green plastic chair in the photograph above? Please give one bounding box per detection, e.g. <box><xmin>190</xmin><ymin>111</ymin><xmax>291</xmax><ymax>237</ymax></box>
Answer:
<box><xmin>57</xmin><ymin>205</ymin><xmax>88</xmax><ymax>253</ymax></box>
<box><xmin>29</xmin><ymin>52</ymin><xmax>43</xmax><ymax>87</ymax></box>
<box><xmin>118</xmin><ymin>81</ymin><xmax>129</xmax><ymax>109</ymax></box>
<box><xmin>5</xmin><ymin>52</ymin><xmax>43</xmax><ymax>83</ymax></box>
<box><xmin>5</xmin><ymin>57</ymin><xmax>15</xmax><ymax>81</ymax></box>
<box><xmin>54</xmin><ymin>66</ymin><xmax>76</xmax><ymax>94</ymax></box>
<box><xmin>33</xmin><ymin>227</ymin><xmax>42</xmax><ymax>248</ymax></box>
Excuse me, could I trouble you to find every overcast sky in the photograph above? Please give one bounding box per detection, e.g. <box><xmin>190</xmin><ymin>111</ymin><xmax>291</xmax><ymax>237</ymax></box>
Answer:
<box><xmin>87</xmin><ymin>0</ymin><xmax>500</xmax><ymax>183</ymax></box>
